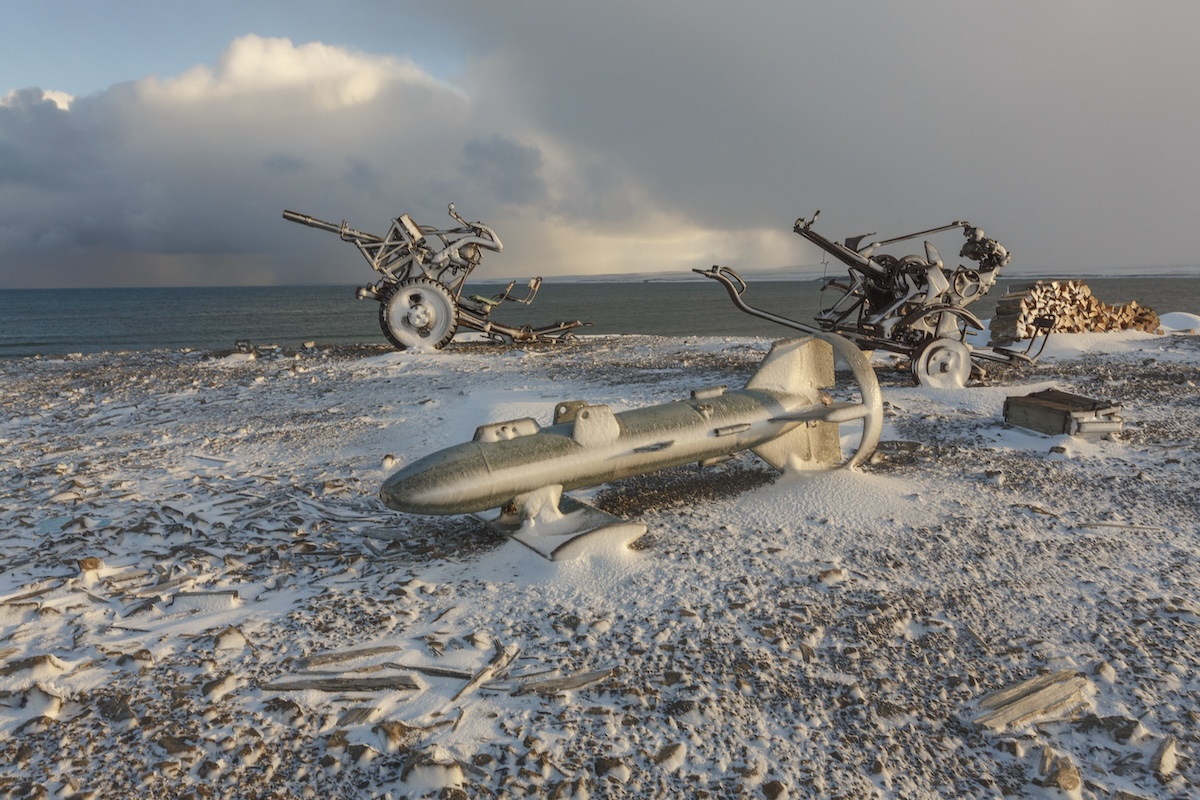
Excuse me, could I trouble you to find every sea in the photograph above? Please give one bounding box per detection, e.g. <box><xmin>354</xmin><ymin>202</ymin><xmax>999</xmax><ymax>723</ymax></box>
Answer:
<box><xmin>2</xmin><ymin>276</ymin><xmax>1198</xmax><ymax>359</ymax></box>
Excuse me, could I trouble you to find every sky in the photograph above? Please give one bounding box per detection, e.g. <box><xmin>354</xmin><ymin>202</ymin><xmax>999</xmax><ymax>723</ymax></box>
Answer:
<box><xmin>2</xmin><ymin>1</ymin><xmax>1199</xmax><ymax>289</ymax></box>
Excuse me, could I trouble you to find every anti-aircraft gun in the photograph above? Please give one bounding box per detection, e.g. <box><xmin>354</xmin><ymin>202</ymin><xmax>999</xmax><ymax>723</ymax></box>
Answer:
<box><xmin>700</xmin><ymin>211</ymin><xmax>1052</xmax><ymax>387</ymax></box>
<box><xmin>282</xmin><ymin>204</ymin><xmax>585</xmax><ymax>351</ymax></box>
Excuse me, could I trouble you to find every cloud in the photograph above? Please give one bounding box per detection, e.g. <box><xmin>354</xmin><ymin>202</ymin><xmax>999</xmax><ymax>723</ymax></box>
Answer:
<box><xmin>461</xmin><ymin>135</ymin><xmax>546</xmax><ymax>205</ymax></box>
<box><xmin>3</xmin><ymin>5</ymin><xmax>1200</xmax><ymax>289</ymax></box>
<box><xmin>138</xmin><ymin>35</ymin><xmax>444</xmax><ymax>110</ymax></box>
<box><xmin>1</xmin><ymin>30</ymin><xmax>795</xmax><ymax>288</ymax></box>
<box><xmin>2</xmin><ymin>88</ymin><xmax>73</xmax><ymax>111</ymax></box>
<box><xmin>0</xmin><ymin>89</ymin><xmax>94</xmax><ymax>189</ymax></box>
<box><xmin>0</xmin><ymin>36</ymin><xmax>477</xmax><ymax>286</ymax></box>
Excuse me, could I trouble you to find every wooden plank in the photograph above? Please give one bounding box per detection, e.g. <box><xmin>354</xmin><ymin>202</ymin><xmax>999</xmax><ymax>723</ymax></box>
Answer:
<box><xmin>260</xmin><ymin>674</ymin><xmax>419</xmax><ymax>692</ymax></box>
<box><xmin>512</xmin><ymin>667</ymin><xmax>615</xmax><ymax>695</ymax></box>
<box><xmin>296</xmin><ymin>645</ymin><xmax>404</xmax><ymax>669</ymax></box>
<box><xmin>976</xmin><ymin>670</ymin><xmax>1092</xmax><ymax>731</ymax></box>
<box><xmin>451</xmin><ymin>643</ymin><xmax>520</xmax><ymax>702</ymax></box>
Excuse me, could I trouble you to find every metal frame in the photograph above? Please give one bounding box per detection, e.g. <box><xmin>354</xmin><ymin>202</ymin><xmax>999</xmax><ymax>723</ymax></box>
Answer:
<box><xmin>283</xmin><ymin>204</ymin><xmax>585</xmax><ymax>348</ymax></box>
<box><xmin>700</xmin><ymin>212</ymin><xmax>1052</xmax><ymax>386</ymax></box>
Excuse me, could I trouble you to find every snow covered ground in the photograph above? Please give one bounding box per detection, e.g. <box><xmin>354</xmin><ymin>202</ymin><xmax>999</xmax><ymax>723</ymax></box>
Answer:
<box><xmin>2</xmin><ymin>317</ymin><xmax>1198</xmax><ymax>798</ymax></box>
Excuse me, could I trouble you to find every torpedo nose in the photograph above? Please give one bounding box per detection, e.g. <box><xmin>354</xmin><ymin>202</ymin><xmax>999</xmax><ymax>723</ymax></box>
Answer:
<box><xmin>379</xmin><ymin>443</ymin><xmax>493</xmax><ymax>515</ymax></box>
<box><xmin>381</xmin><ymin>462</ymin><xmax>462</xmax><ymax>515</ymax></box>
<box><xmin>380</xmin><ymin>467</ymin><xmax>443</xmax><ymax>514</ymax></box>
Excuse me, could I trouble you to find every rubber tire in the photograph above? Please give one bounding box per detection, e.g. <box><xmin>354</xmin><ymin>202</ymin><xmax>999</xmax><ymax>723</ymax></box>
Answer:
<box><xmin>379</xmin><ymin>277</ymin><xmax>459</xmax><ymax>351</ymax></box>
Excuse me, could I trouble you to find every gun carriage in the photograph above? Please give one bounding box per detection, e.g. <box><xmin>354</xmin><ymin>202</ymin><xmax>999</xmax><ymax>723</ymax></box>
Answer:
<box><xmin>283</xmin><ymin>204</ymin><xmax>584</xmax><ymax>351</ymax></box>
<box><xmin>700</xmin><ymin>212</ymin><xmax>1051</xmax><ymax>387</ymax></box>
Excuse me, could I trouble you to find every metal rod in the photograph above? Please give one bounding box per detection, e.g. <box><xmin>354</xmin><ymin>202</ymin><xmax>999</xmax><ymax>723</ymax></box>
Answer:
<box><xmin>281</xmin><ymin>210</ymin><xmax>381</xmax><ymax>243</ymax></box>
<box><xmin>868</xmin><ymin>221</ymin><xmax>969</xmax><ymax>249</ymax></box>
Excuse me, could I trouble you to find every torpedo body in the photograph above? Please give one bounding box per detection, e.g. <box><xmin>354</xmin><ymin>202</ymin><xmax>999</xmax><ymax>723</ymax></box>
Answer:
<box><xmin>380</xmin><ymin>336</ymin><xmax>882</xmax><ymax>520</ymax></box>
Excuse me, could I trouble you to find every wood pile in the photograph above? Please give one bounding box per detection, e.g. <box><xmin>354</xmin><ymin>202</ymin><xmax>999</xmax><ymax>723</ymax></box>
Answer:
<box><xmin>989</xmin><ymin>280</ymin><xmax>1161</xmax><ymax>345</ymax></box>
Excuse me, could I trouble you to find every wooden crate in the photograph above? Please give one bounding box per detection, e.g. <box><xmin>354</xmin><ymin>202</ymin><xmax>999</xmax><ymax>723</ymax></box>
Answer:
<box><xmin>1003</xmin><ymin>389</ymin><xmax>1123</xmax><ymax>439</ymax></box>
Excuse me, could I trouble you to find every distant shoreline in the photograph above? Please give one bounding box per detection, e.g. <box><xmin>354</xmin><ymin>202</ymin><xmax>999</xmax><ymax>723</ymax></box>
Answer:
<box><xmin>2</xmin><ymin>268</ymin><xmax>1199</xmax><ymax>293</ymax></box>
<box><xmin>5</xmin><ymin>277</ymin><xmax>1198</xmax><ymax>359</ymax></box>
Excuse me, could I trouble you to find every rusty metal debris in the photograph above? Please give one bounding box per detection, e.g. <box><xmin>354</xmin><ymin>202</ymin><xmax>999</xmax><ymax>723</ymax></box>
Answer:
<box><xmin>283</xmin><ymin>204</ymin><xmax>585</xmax><ymax>350</ymax></box>
<box><xmin>1003</xmin><ymin>389</ymin><xmax>1123</xmax><ymax>439</ymax></box>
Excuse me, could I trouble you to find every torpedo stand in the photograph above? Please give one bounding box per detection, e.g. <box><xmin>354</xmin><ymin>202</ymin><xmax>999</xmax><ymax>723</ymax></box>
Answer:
<box><xmin>479</xmin><ymin>485</ymin><xmax>648</xmax><ymax>561</ymax></box>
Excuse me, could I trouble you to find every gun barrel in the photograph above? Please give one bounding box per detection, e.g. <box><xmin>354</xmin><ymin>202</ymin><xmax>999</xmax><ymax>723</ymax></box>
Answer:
<box><xmin>282</xmin><ymin>210</ymin><xmax>381</xmax><ymax>242</ymax></box>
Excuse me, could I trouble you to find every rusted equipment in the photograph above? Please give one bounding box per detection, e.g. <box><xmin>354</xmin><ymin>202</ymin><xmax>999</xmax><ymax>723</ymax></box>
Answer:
<box><xmin>700</xmin><ymin>212</ymin><xmax>1052</xmax><ymax>387</ymax></box>
<box><xmin>1004</xmin><ymin>389</ymin><xmax>1123</xmax><ymax>439</ymax></box>
<box><xmin>381</xmin><ymin>335</ymin><xmax>882</xmax><ymax>559</ymax></box>
<box><xmin>283</xmin><ymin>204</ymin><xmax>585</xmax><ymax>350</ymax></box>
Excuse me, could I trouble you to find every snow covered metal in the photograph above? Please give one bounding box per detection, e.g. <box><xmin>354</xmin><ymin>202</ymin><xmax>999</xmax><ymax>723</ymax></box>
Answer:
<box><xmin>702</xmin><ymin>212</ymin><xmax>1052</xmax><ymax>387</ymax></box>
<box><xmin>1003</xmin><ymin>389</ymin><xmax>1123</xmax><ymax>439</ymax></box>
<box><xmin>282</xmin><ymin>204</ymin><xmax>585</xmax><ymax>351</ymax></box>
<box><xmin>380</xmin><ymin>335</ymin><xmax>882</xmax><ymax>559</ymax></box>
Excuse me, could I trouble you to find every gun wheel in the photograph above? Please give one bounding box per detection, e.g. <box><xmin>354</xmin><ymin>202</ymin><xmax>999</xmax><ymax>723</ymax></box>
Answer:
<box><xmin>379</xmin><ymin>277</ymin><xmax>459</xmax><ymax>351</ymax></box>
<box><xmin>910</xmin><ymin>337</ymin><xmax>972</xmax><ymax>388</ymax></box>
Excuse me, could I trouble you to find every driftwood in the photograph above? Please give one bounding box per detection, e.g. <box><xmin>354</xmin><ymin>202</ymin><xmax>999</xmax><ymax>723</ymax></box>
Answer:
<box><xmin>337</xmin><ymin>706</ymin><xmax>379</xmax><ymax>726</ymax></box>
<box><xmin>450</xmin><ymin>643</ymin><xmax>520</xmax><ymax>702</ymax></box>
<box><xmin>384</xmin><ymin>661</ymin><xmax>474</xmax><ymax>681</ymax></box>
<box><xmin>295</xmin><ymin>645</ymin><xmax>403</xmax><ymax>669</ymax></box>
<box><xmin>512</xmin><ymin>667</ymin><xmax>616</xmax><ymax>695</ymax></box>
<box><xmin>261</xmin><ymin>674</ymin><xmax>419</xmax><ymax>692</ymax></box>
<box><xmin>975</xmin><ymin>669</ymin><xmax>1093</xmax><ymax>731</ymax></box>
<box><xmin>990</xmin><ymin>280</ymin><xmax>1160</xmax><ymax>345</ymax></box>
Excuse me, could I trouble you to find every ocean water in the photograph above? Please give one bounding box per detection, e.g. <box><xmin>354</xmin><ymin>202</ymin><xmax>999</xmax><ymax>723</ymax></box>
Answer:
<box><xmin>2</xmin><ymin>276</ymin><xmax>1198</xmax><ymax>359</ymax></box>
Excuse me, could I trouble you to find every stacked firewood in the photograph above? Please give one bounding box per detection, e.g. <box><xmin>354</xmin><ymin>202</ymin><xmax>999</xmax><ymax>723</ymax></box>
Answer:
<box><xmin>989</xmin><ymin>280</ymin><xmax>1161</xmax><ymax>345</ymax></box>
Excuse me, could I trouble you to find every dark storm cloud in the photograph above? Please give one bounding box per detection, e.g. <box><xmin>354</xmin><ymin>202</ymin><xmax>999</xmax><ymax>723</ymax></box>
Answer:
<box><xmin>2</xmin><ymin>5</ymin><xmax>1199</xmax><ymax>288</ymax></box>
<box><xmin>439</xmin><ymin>2</ymin><xmax>1200</xmax><ymax>271</ymax></box>
<box><xmin>461</xmin><ymin>135</ymin><xmax>546</xmax><ymax>205</ymax></box>
<box><xmin>0</xmin><ymin>89</ymin><xmax>95</xmax><ymax>190</ymax></box>
<box><xmin>262</xmin><ymin>154</ymin><xmax>309</xmax><ymax>174</ymax></box>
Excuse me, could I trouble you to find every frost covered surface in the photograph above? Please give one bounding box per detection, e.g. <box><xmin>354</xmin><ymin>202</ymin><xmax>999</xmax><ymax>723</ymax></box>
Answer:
<box><xmin>1</xmin><ymin>328</ymin><xmax>1198</xmax><ymax>799</ymax></box>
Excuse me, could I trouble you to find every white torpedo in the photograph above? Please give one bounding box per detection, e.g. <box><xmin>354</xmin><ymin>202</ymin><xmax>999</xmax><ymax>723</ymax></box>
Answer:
<box><xmin>380</xmin><ymin>335</ymin><xmax>883</xmax><ymax>559</ymax></box>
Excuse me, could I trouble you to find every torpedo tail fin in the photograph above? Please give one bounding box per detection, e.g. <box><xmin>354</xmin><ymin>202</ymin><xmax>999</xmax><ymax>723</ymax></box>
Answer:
<box><xmin>744</xmin><ymin>336</ymin><xmax>835</xmax><ymax>394</ymax></box>
<box><xmin>745</xmin><ymin>337</ymin><xmax>840</xmax><ymax>470</ymax></box>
